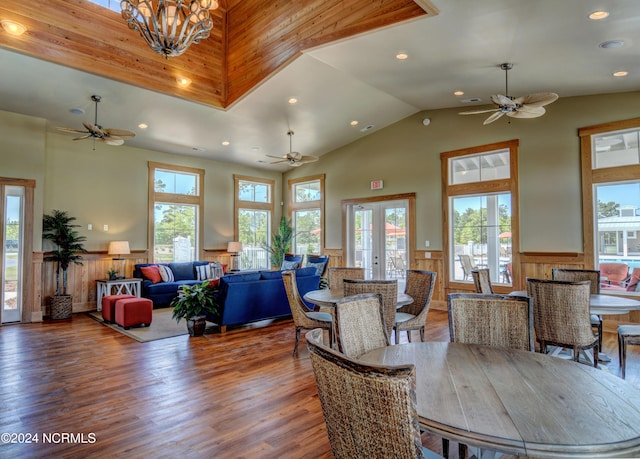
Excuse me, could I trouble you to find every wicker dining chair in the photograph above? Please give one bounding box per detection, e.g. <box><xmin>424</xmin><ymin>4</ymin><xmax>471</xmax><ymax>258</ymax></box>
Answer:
<box><xmin>394</xmin><ymin>270</ymin><xmax>437</xmax><ymax>344</ymax></box>
<box><xmin>527</xmin><ymin>278</ymin><xmax>599</xmax><ymax>367</ymax></box>
<box><xmin>447</xmin><ymin>293</ymin><xmax>534</xmax><ymax>352</ymax></box>
<box><xmin>343</xmin><ymin>279</ymin><xmax>398</xmax><ymax>338</ymax></box>
<box><xmin>305</xmin><ymin>328</ymin><xmax>443</xmax><ymax>459</ymax></box>
<box><xmin>471</xmin><ymin>268</ymin><xmax>494</xmax><ymax>294</ymax></box>
<box><xmin>282</xmin><ymin>270</ymin><xmax>333</xmax><ymax>356</ymax></box>
<box><xmin>327</xmin><ymin>267</ymin><xmax>365</xmax><ymax>292</ymax></box>
<box><xmin>551</xmin><ymin>268</ymin><xmax>603</xmax><ymax>351</ymax></box>
<box><xmin>332</xmin><ymin>293</ymin><xmax>390</xmax><ymax>358</ymax></box>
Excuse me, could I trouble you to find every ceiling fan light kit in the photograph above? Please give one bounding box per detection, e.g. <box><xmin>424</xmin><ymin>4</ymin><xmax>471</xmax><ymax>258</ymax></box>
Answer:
<box><xmin>120</xmin><ymin>0</ymin><xmax>219</xmax><ymax>58</ymax></box>
<box><xmin>266</xmin><ymin>130</ymin><xmax>319</xmax><ymax>167</ymax></box>
<box><xmin>57</xmin><ymin>95</ymin><xmax>136</xmax><ymax>149</ymax></box>
<box><xmin>459</xmin><ymin>63</ymin><xmax>559</xmax><ymax>125</ymax></box>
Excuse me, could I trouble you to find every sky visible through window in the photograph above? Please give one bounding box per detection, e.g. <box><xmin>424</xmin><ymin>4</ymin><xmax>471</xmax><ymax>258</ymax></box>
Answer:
<box><xmin>597</xmin><ymin>182</ymin><xmax>640</xmax><ymax>210</ymax></box>
<box><xmin>88</xmin><ymin>0</ymin><xmax>120</xmax><ymax>13</ymax></box>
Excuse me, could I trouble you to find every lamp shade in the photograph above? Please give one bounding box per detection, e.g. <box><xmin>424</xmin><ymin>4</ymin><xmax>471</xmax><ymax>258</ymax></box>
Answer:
<box><xmin>108</xmin><ymin>240</ymin><xmax>130</xmax><ymax>256</ymax></box>
<box><xmin>227</xmin><ymin>241</ymin><xmax>243</xmax><ymax>253</ymax></box>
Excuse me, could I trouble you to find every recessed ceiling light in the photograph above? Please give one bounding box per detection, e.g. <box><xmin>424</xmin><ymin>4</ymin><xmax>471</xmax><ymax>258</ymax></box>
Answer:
<box><xmin>1</xmin><ymin>20</ymin><xmax>27</xmax><ymax>36</ymax></box>
<box><xmin>599</xmin><ymin>40</ymin><xmax>624</xmax><ymax>49</ymax></box>
<box><xmin>69</xmin><ymin>107</ymin><xmax>85</xmax><ymax>115</ymax></box>
<box><xmin>454</xmin><ymin>90</ymin><xmax>464</xmax><ymax>96</ymax></box>
<box><xmin>221</xmin><ymin>140</ymin><xmax>230</xmax><ymax>146</ymax></box>
<box><xmin>138</xmin><ymin>123</ymin><xmax>148</xmax><ymax>129</ymax></box>
<box><xmin>176</xmin><ymin>76</ymin><xmax>192</xmax><ymax>87</ymax></box>
<box><xmin>288</xmin><ymin>98</ymin><xmax>298</xmax><ymax>104</ymax></box>
<box><xmin>396</xmin><ymin>52</ymin><xmax>408</xmax><ymax>60</ymax></box>
<box><xmin>613</xmin><ymin>71</ymin><xmax>629</xmax><ymax>77</ymax></box>
<box><xmin>589</xmin><ymin>10</ymin><xmax>609</xmax><ymax>20</ymax></box>
<box><xmin>350</xmin><ymin>120</ymin><xmax>359</xmax><ymax>126</ymax></box>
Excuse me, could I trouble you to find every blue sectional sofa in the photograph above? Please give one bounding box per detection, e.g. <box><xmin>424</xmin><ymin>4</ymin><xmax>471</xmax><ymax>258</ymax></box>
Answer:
<box><xmin>205</xmin><ymin>267</ymin><xmax>320</xmax><ymax>333</ymax></box>
<box><xmin>134</xmin><ymin>261</ymin><xmax>211</xmax><ymax>308</ymax></box>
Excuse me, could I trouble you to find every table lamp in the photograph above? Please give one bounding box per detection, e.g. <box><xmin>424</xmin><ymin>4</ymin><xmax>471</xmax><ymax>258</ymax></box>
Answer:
<box><xmin>227</xmin><ymin>241</ymin><xmax>242</xmax><ymax>272</ymax></box>
<box><xmin>108</xmin><ymin>240</ymin><xmax>130</xmax><ymax>279</ymax></box>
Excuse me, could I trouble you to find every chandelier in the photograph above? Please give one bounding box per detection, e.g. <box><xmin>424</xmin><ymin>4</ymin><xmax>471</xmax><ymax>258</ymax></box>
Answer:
<box><xmin>120</xmin><ymin>0</ymin><xmax>219</xmax><ymax>58</ymax></box>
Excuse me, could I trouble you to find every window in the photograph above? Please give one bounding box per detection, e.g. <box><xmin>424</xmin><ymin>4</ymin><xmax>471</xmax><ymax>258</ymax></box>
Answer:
<box><xmin>289</xmin><ymin>175</ymin><xmax>325</xmax><ymax>256</ymax></box>
<box><xmin>580</xmin><ymin>119</ymin><xmax>640</xmax><ymax>279</ymax></box>
<box><xmin>148</xmin><ymin>162</ymin><xmax>204</xmax><ymax>263</ymax></box>
<box><xmin>441</xmin><ymin>140</ymin><xmax>519</xmax><ymax>287</ymax></box>
<box><xmin>235</xmin><ymin>175</ymin><xmax>274</xmax><ymax>270</ymax></box>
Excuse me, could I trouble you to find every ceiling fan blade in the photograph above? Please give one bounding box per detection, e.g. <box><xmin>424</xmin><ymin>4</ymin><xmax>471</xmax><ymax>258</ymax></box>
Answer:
<box><xmin>289</xmin><ymin>161</ymin><xmax>303</xmax><ymax>167</ymax></box>
<box><xmin>266</xmin><ymin>154</ymin><xmax>287</xmax><ymax>160</ymax></box>
<box><xmin>491</xmin><ymin>94</ymin><xmax>516</xmax><ymax>108</ymax></box>
<box><xmin>298</xmin><ymin>155</ymin><xmax>319</xmax><ymax>163</ymax></box>
<box><xmin>57</xmin><ymin>126</ymin><xmax>89</xmax><ymax>134</ymax></box>
<box><xmin>72</xmin><ymin>134</ymin><xmax>92</xmax><ymax>140</ymax></box>
<box><xmin>268</xmin><ymin>159</ymin><xmax>288</xmax><ymax>164</ymax></box>
<box><xmin>101</xmin><ymin>137</ymin><xmax>125</xmax><ymax>146</ymax></box>
<box><xmin>516</xmin><ymin>92</ymin><xmax>559</xmax><ymax>107</ymax></box>
<box><xmin>509</xmin><ymin>105</ymin><xmax>546</xmax><ymax>118</ymax></box>
<box><xmin>483</xmin><ymin>111</ymin><xmax>506</xmax><ymax>125</ymax></box>
<box><xmin>459</xmin><ymin>108</ymin><xmax>500</xmax><ymax>115</ymax></box>
<box><xmin>104</xmin><ymin>128</ymin><xmax>136</xmax><ymax>138</ymax></box>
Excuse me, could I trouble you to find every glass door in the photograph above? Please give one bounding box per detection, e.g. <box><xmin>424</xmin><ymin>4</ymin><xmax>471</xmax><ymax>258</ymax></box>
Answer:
<box><xmin>2</xmin><ymin>186</ymin><xmax>24</xmax><ymax>324</ymax></box>
<box><xmin>347</xmin><ymin>199</ymin><xmax>409</xmax><ymax>282</ymax></box>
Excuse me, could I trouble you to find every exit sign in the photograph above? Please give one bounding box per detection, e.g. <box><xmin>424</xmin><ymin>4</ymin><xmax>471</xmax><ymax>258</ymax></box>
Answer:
<box><xmin>370</xmin><ymin>180</ymin><xmax>384</xmax><ymax>190</ymax></box>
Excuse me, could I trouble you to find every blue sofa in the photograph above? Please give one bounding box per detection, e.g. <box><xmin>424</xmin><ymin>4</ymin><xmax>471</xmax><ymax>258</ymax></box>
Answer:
<box><xmin>134</xmin><ymin>261</ymin><xmax>211</xmax><ymax>308</ymax></box>
<box><xmin>206</xmin><ymin>267</ymin><xmax>320</xmax><ymax>333</ymax></box>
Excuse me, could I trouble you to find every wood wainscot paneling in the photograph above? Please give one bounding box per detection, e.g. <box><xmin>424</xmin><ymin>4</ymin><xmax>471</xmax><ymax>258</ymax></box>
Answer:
<box><xmin>414</xmin><ymin>250</ymin><xmax>445</xmax><ymax>310</ymax></box>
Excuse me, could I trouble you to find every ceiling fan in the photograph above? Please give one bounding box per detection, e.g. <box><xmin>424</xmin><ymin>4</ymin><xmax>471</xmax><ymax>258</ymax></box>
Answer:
<box><xmin>459</xmin><ymin>63</ymin><xmax>559</xmax><ymax>125</ymax></box>
<box><xmin>266</xmin><ymin>130</ymin><xmax>319</xmax><ymax>167</ymax></box>
<box><xmin>57</xmin><ymin>95</ymin><xmax>136</xmax><ymax>148</ymax></box>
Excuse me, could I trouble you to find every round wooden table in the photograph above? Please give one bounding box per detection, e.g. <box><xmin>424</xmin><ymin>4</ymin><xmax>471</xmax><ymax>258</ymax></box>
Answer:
<box><xmin>360</xmin><ymin>342</ymin><xmax>640</xmax><ymax>458</ymax></box>
<box><xmin>303</xmin><ymin>288</ymin><xmax>413</xmax><ymax>308</ymax></box>
<box><xmin>510</xmin><ymin>291</ymin><xmax>640</xmax><ymax>315</ymax></box>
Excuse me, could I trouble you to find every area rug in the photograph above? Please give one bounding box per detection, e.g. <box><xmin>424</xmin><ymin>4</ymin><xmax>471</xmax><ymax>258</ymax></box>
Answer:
<box><xmin>88</xmin><ymin>308</ymin><xmax>189</xmax><ymax>342</ymax></box>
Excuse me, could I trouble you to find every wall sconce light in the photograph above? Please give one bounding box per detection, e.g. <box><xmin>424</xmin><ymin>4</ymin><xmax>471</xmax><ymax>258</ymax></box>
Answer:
<box><xmin>227</xmin><ymin>241</ymin><xmax>243</xmax><ymax>272</ymax></box>
<box><xmin>108</xmin><ymin>240</ymin><xmax>130</xmax><ymax>279</ymax></box>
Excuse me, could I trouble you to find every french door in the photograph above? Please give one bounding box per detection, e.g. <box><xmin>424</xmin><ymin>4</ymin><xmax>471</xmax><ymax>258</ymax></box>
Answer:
<box><xmin>346</xmin><ymin>198</ymin><xmax>410</xmax><ymax>282</ymax></box>
<box><xmin>2</xmin><ymin>185</ymin><xmax>25</xmax><ymax>323</ymax></box>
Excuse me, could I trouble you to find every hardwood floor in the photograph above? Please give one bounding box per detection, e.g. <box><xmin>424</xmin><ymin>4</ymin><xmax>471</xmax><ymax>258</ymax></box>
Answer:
<box><xmin>1</xmin><ymin>310</ymin><xmax>639</xmax><ymax>458</ymax></box>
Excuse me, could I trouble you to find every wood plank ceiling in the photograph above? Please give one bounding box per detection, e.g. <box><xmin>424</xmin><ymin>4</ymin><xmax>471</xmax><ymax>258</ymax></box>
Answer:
<box><xmin>0</xmin><ymin>0</ymin><xmax>437</xmax><ymax>111</ymax></box>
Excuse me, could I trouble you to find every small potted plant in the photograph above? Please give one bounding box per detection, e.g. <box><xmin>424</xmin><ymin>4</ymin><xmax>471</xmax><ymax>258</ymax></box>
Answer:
<box><xmin>107</xmin><ymin>268</ymin><xmax>118</xmax><ymax>280</ymax></box>
<box><xmin>170</xmin><ymin>281</ymin><xmax>218</xmax><ymax>336</ymax></box>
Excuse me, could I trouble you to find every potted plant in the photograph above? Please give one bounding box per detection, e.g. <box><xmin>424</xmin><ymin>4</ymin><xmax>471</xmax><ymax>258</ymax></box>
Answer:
<box><xmin>170</xmin><ymin>281</ymin><xmax>218</xmax><ymax>336</ymax></box>
<box><xmin>42</xmin><ymin>209</ymin><xmax>88</xmax><ymax>320</ymax></box>
<box><xmin>107</xmin><ymin>268</ymin><xmax>118</xmax><ymax>280</ymax></box>
<box><xmin>264</xmin><ymin>216</ymin><xmax>294</xmax><ymax>268</ymax></box>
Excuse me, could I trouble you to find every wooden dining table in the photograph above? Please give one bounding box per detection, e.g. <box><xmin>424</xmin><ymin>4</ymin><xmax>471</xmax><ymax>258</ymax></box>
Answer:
<box><xmin>359</xmin><ymin>341</ymin><xmax>640</xmax><ymax>458</ymax></box>
<box><xmin>303</xmin><ymin>288</ymin><xmax>413</xmax><ymax>309</ymax></box>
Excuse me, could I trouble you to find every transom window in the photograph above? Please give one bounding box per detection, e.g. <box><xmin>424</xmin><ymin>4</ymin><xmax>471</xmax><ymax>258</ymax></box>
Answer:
<box><xmin>149</xmin><ymin>162</ymin><xmax>203</xmax><ymax>263</ymax></box>
<box><xmin>235</xmin><ymin>175</ymin><xmax>274</xmax><ymax>270</ymax></box>
<box><xmin>289</xmin><ymin>175</ymin><xmax>325</xmax><ymax>256</ymax></box>
<box><xmin>442</xmin><ymin>140</ymin><xmax>519</xmax><ymax>287</ymax></box>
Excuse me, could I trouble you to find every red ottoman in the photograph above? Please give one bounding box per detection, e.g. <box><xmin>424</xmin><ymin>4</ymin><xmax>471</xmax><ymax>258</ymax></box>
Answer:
<box><xmin>102</xmin><ymin>294</ymin><xmax>136</xmax><ymax>324</ymax></box>
<box><xmin>115</xmin><ymin>297</ymin><xmax>153</xmax><ymax>329</ymax></box>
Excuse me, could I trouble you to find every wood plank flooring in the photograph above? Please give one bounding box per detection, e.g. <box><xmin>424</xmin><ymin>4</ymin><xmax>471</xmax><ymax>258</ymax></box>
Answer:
<box><xmin>0</xmin><ymin>310</ymin><xmax>638</xmax><ymax>458</ymax></box>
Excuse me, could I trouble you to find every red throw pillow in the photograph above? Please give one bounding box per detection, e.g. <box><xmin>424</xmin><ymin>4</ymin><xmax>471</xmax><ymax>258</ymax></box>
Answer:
<box><xmin>140</xmin><ymin>265</ymin><xmax>162</xmax><ymax>284</ymax></box>
<box><xmin>208</xmin><ymin>278</ymin><xmax>220</xmax><ymax>289</ymax></box>
<box><xmin>221</xmin><ymin>263</ymin><xmax>228</xmax><ymax>274</ymax></box>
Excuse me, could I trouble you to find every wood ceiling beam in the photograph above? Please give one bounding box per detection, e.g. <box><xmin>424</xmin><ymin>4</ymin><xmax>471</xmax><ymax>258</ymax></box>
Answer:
<box><xmin>0</xmin><ymin>0</ymin><xmax>437</xmax><ymax>110</ymax></box>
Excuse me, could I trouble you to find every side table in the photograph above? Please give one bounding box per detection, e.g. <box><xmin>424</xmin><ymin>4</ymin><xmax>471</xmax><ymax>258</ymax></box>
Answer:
<box><xmin>96</xmin><ymin>278</ymin><xmax>142</xmax><ymax>311</ymax></box>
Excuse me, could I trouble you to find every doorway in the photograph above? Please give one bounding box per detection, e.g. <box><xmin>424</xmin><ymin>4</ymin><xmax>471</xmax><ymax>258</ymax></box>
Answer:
<box><xmin>344</xmin><ymin>194</ymin><xmax>414</xmax><ymax>284</ymax></box>
<box><xmin>2</xmin><ymin>185</ymin><xmax>25</xmax><ymax>324</ymax></box>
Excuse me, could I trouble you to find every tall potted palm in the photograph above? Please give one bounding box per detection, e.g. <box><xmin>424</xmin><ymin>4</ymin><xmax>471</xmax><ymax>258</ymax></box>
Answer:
<box><xmin>42</xmin><ymin>210</ymin><xmax>87</xmax><ymax>319</ymax></box>
<box><xmin>264</xmin><ymin>216</ymin><xmax>294</xmax><ymax>268</ymax></box>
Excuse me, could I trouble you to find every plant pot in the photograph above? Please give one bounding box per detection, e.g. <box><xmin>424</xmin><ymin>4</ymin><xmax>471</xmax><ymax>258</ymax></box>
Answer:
<box><xmin>50</xmin><ymin>295</ymin><xmax>73</xmax><ymax>320</ymax></box>
<box><xmin>186</xmin><ymin>316</ymin><xmax>207</xmax><ymax>337</ymax></box>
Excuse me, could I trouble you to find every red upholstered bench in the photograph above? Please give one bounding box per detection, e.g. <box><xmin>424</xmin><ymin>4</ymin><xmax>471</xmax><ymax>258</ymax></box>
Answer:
<box><xmin>101</xmin><ymin>294</ymin><xmax>136</xmax><ymax>324</ymax></box>
<box><xmin>115</xmin><ymin>297</ymin><xmax>153</xmax><ymax>329</ymax></box>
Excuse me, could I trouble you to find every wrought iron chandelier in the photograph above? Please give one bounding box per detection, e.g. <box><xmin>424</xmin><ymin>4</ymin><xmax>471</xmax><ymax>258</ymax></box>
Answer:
<box><xmin>120</xmin><ymin>0</ymin><xmax>219</xmax><ymax>58</ymax></box>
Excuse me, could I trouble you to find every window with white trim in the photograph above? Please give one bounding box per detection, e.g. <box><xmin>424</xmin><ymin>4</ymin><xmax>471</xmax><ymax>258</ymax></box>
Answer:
<box><xmin>235</xmin><ymin>175</ymin><xmax>273</xmax><ymax>270</ymax></box>
<box><xmin>289</xmin><ymin>175</ymin><xmax>324</xmax><ymax>256</ymax></box>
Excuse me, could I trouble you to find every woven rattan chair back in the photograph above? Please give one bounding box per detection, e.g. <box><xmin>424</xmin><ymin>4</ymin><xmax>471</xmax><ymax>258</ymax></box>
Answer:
<box><xmin>333</xmin><ymin>293</ymin><xmax>389</xmax><ymax>358</ymax></box>
<box><xmin>282</xmin><ymin>270</ymin><xmax>333</xmax><ymax>356</ymax></box>
<box><xmin>526</xmin><ymin>278</ymin><xmax>598</xmax><ymax>366</ymax></box>
<box><xmin>394</xmin><ymin>270</ymin><xmax>437</xmax><ymax>344</ymax></box>
<box><xmin>471</xmin><ymin>268</ymin><xmax>494</xmax><ymax>294</ymax></box>
<box><xmin>551</xmin><ymin>268</ymin><xmax>600</xmax><ymax>294</ymax></box>
<box><xmin>447</xmin><ymin>293</ymin><xmax>534</xmax><ymax>352</ymax></box>
<box><xmin>328</xmin><ymin>267</ymin><xmax>365</xmax><ymax>293</ymax></box>
<box><xmin>459</xmin><ymin>254</ymin><xmax>475</xmax><ymax>280</ymax></box>
<box><xmin>305</xmin><ymin>329</ymin><xmax>428</xmax><ymax>459</ymax></box>
<box><xmin>343</xmin><ymin>279</ymin><xmax>398</xmax><ymax>338</ymax></box>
